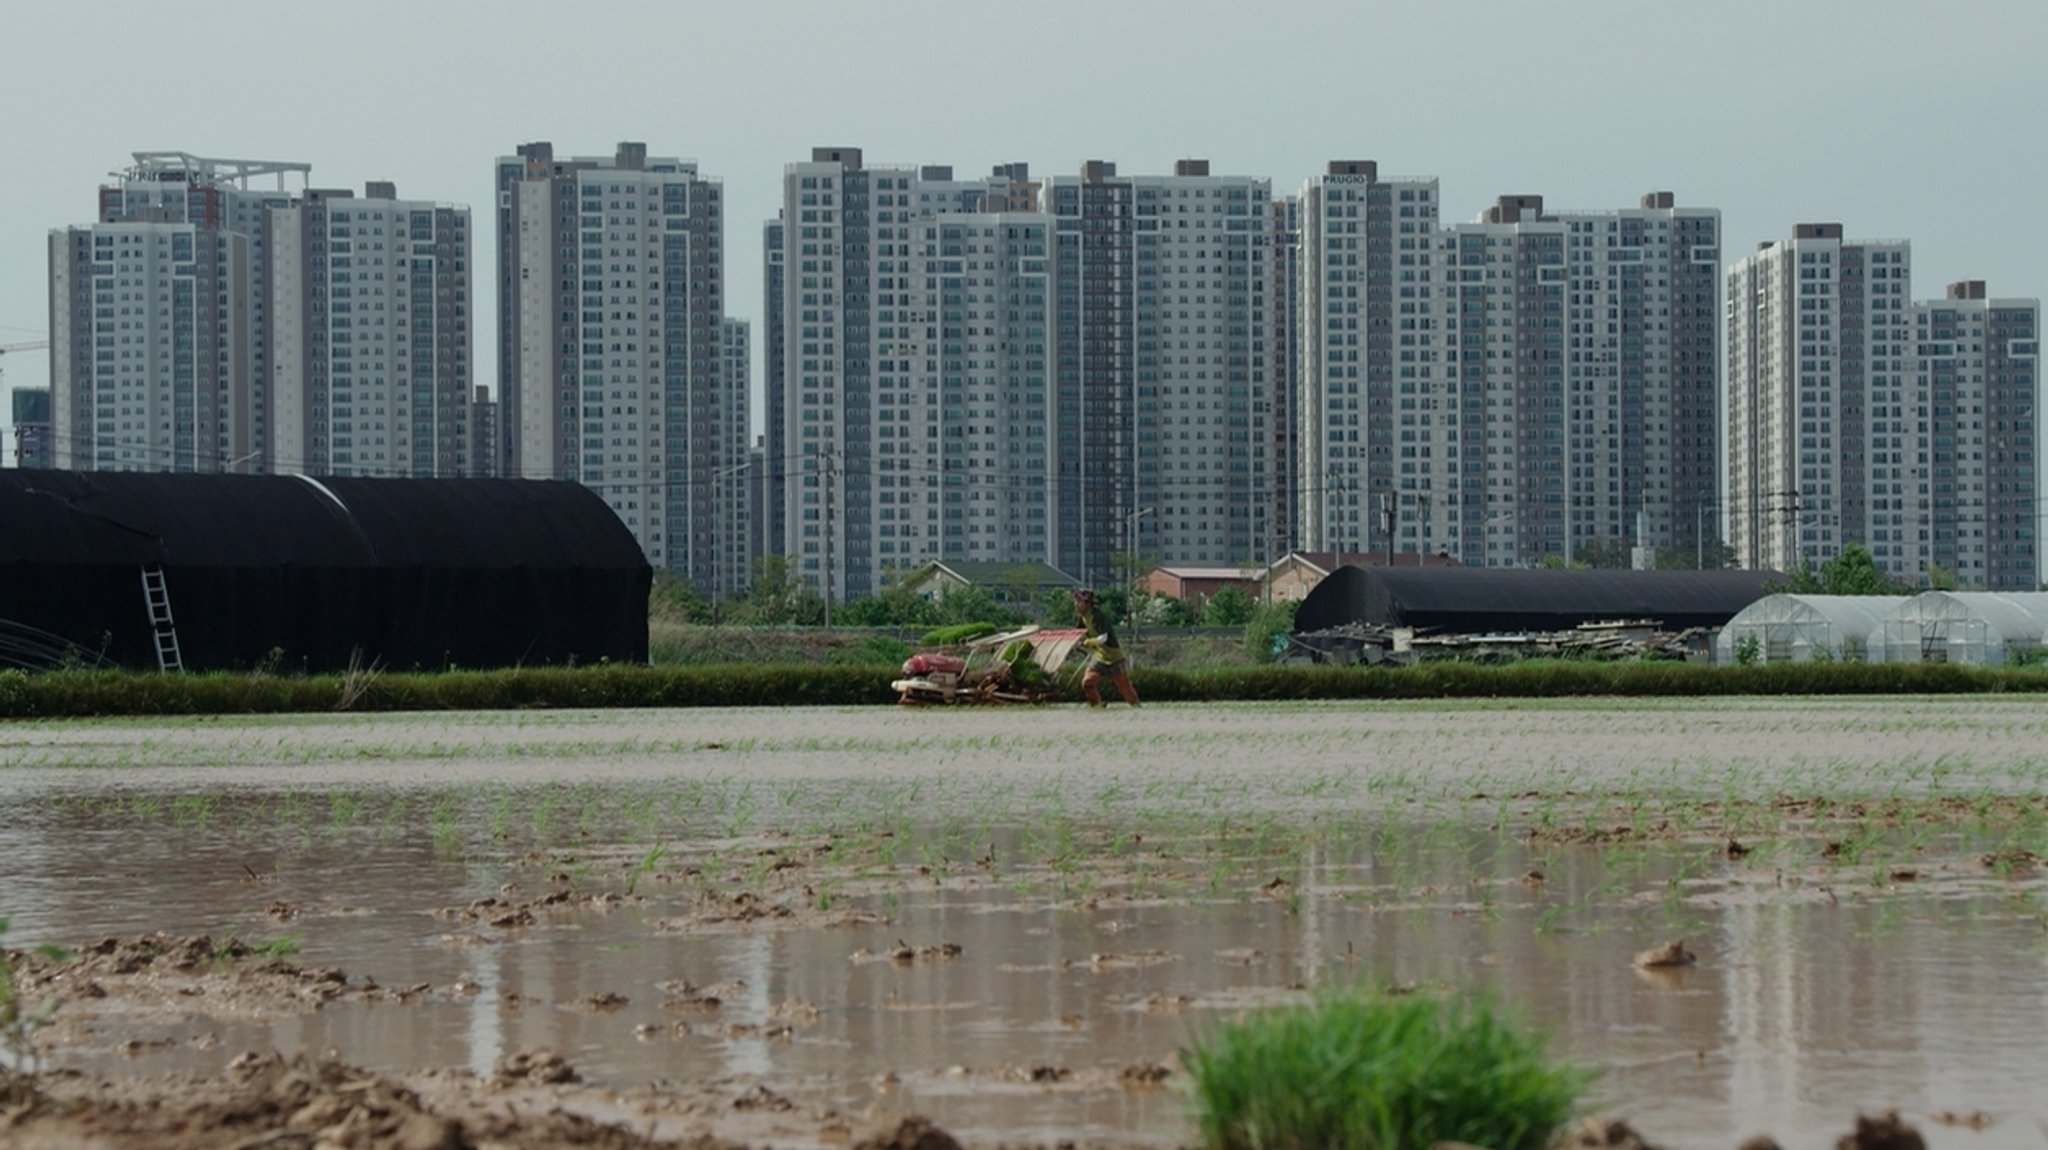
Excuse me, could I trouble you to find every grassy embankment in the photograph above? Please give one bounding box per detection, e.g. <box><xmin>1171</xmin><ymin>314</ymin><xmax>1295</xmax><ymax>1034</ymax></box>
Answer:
<box><xmin>3</xmin><ymin>658</ymin><xmax>2048</xmax><ymax>718</ymax></box>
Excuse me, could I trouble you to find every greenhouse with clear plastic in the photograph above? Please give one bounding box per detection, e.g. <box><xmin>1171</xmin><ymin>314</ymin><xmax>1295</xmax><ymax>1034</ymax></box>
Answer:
<box><xmin>1870</xmin><ymin>592</ymin><xmax>2048</xmax><ymax>665</ymax></box>
<box><xmin>1713</xmin><ymin>594</ymin><xmax>1906</xmax><ymax>664</ymax></box>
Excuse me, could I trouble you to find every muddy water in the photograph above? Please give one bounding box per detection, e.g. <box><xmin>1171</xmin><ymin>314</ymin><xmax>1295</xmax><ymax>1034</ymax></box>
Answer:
<box><xmin>4</xmin><ymin>699</ymin><xmax>2048</xmax><ymax>1148</ymax></box>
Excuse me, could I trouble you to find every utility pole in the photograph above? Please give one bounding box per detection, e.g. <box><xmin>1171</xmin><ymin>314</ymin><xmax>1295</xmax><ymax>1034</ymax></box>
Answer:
<box><xmin>712</xmin><ymin>462</ymin><xmax>750</xmax><ymax>623</ymax></box>
<box><xmin>1381</xmin><ymin>491</ymin><xmax>1395</xmax><ymax>567</ymax></box>
<box><xmin>1126</xmin><ymin>506</ymin><xmax>1154</xmax><ymax>631</ymax></box>
<box><xmin>1328</xmin><ymin>465</ymin><xmax>1344</xmax><ymax>564</ymax></box>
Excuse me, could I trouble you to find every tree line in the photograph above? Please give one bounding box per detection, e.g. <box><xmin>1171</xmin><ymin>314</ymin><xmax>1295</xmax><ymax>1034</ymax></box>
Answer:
<box><xmin>654</xmin><ymin>557</ymin><xmax>1300</xmax><ymax>659</ymax></box>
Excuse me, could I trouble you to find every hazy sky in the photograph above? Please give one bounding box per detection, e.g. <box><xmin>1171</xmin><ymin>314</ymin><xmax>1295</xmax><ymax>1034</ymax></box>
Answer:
<box><xmin>4</xmin><ymin>0</ymin><xmax>2044</xmax><ymax>455</ymax></box>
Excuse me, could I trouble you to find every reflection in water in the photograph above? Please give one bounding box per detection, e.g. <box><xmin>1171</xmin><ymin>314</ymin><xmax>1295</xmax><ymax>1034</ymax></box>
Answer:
<box><xmin>2</xmin><ymin>768</ymin><xmax>2046</xmax><ymax>1149</ymax></box>
<box><xmin>726</xmin><ymin>934</ymin><xmax>774</xmax><ymax>1079</ymax></box>
<box><xmin>464</xmin><ymin>936</ymin><xmax>504</xmax><ymax>1078</ymax></box>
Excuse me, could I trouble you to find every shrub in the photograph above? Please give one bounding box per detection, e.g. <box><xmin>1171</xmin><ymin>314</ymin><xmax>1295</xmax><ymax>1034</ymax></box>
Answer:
<box><xmin>1202</xmin><ymin>585</ymin><xmax>1257</xmax><ymax>626</ymax></box>
<box><xmin>1242</xmin><ymin>601</ymin><xmax>1298</xmax><ymax>664</ymax></box>
<box><xmin>921</xmin><ymin>622</ymin><xmax>999</xmax><ymax>647</ymax></box>
<box><xmin>1183</xmin><ymin>991</ymin><xmax>1590</xmax><ymax>1150</ymax></box>
<box><xmin>5</xmin><ymin>658</ymin><xmax>2048</xmax><ymax>718</ymax></box>
<box><xmin>827</xmin><ymin>635</ymin><xmax>913</xmax><ymax>667</ymax></box>
<box><xmin>1732</xmin><ymin>634</ymin><xmax>1761</xmax><ymax>666</ymax></box>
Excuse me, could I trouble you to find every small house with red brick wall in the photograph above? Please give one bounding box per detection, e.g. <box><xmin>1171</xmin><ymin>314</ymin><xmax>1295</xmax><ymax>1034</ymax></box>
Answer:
<box><xmin>1138</xmin><ymin>565</ymin><xmax>1264</xmax><ymax>602</ymax></box>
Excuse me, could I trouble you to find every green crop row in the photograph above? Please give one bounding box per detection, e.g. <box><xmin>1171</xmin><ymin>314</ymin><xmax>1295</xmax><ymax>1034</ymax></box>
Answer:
<box><xmin>1</xmin><ymin>659</ymin><xmax>2044</xmax><ymax>718</ymax></box>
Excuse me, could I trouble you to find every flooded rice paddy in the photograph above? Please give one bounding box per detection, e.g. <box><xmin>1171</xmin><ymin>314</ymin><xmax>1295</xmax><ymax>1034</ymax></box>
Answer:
<box><xmin>4</xmin><ymin>697</ymin><xmax>2048</xmax><ymax>1149</ymax></box>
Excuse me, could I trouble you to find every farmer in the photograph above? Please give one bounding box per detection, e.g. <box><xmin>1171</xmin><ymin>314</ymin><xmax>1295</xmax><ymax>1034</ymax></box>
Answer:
<box><xmin>1071</xmin><ymin>587</ymin><xmax>1140</xmax><ymax>708</ymax></box>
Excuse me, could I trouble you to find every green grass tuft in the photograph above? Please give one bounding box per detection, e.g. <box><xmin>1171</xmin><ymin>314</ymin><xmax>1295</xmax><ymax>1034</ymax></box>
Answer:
<box><xmin>1183</xmin><ymin>990</ymin><xmax>1591</xmax><ymax>1150</ymax></box>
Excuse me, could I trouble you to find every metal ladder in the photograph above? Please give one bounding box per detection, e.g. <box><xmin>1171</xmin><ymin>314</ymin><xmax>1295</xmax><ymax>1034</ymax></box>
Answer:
<box><xmin>140</xmin><ymin>563</ymin><xmax>184</xmax><ymax>673</ymax></box>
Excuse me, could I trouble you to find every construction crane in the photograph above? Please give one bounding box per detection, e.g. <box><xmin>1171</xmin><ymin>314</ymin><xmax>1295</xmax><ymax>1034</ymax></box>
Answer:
<box><xmin>0</xmin><ymin>340</ymin><xmax>50</xmax><ymax>383</ymax></box>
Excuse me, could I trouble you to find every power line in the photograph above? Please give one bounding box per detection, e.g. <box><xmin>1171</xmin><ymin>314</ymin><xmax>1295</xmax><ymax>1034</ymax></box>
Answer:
<box><xmin>29</xmin><ymin>416</ymin><xmax>1612</xmax><ymax>515</ymax></box>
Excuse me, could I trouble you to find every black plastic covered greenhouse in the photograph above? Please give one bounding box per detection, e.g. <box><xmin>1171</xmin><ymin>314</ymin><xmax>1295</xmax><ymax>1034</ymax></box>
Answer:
<box><xmin>0</xmin><ymin>471</ymin><xmax>650</xmax><ymax>672</ymax></box>
<box><xmin>1294</xmin><ymin>565</ymin><xmax>1780</xmax><ymax>636</ymax></box>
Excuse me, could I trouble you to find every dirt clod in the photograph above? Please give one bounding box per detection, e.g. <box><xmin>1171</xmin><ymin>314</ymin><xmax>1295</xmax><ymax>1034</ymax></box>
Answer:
<box><xmin>1979</xmin><ymin>848</ymin><xmax>2040</xmax><ymax>874</ymax></box>
<box><xmin>731</xmin><ymin>1083</ymin><xmax>794</xmax><ymax>1112</ymax></box>
<box><xmin>492</xmin><ymin>1048</ymin><xmax>579</xmax><ymax>1086</ymax></box>
<box><xmin>392</xmin><ymin>1112</ymin><xmax>465</xmax><ymax>1150</ymax></box>
<box><xmin>1119</xmin><ymin>1062</ymin><xmax>1171</xmax><ymax>1088</ymax></box>
<box><xmin>854</xmin><ymin>940</ymin><xmax>961</xmax><ymax>965</ymax></box>
<box><xmin>853</xmin><ymin>1116</ymin><xmax>963</xmax><ymax>1150</ymax></box>
<box><xmin>1633</xmin><ymin>940</ymin><xmax>1696</xmax><ymax>969</ymax></box>
<box><xmin>1836</xmin><ymin>1111</ymin><xmax>1925</xmax><ymax>1150</ymax></box>
<box><xmin>1077</xmin><ymin>949</ymin><xmax>1174</xmax><ymax>971</ymax></box>
<box><xmin>770</xmin><ymin>998</ymin><xmax>821</xmax><ymax>1024</ymax></box>
<box><xmin>1563</xmin><ymin>1115</ymin><xmax>1662</xmax><ymax>1150</ymax></box>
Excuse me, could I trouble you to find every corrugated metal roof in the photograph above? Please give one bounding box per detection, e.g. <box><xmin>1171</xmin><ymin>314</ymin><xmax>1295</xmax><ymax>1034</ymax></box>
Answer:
<box><xmin>1153</xmin><ymin>566</ymin><xmax>1263</xmax><ymax>580</ymax></box>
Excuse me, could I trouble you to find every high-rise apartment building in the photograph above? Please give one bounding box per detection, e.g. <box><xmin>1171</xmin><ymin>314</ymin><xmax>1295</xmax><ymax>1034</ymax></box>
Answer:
<box><xmin>1442</xmin><ymin>194</ymin><xmax>1567</xmax><ymax>566</ymax></box>
<box><xmin>1730</xmin><ymin>225</ymin><xmax>2038</xmax><ymax>587</ymax></box>
<box><xmin>716</xmin><ymin>317</ymin><xmax>753</xmax><ymax>599</ymax></box>
<box><xmin>498</xmin><ymin>142</ymin><xmax>727</xmax><ymax>579</ymax></box>
<box><xmin>1912</xmin><ymin>284</ymin><xmax>2039</xmax><ymax>589</ymax></box>
<box><xmin>49</xmin><ymin>153</ymin><xmax>306</xmax><ymax>472</ymax></box>
<box><xmin>1298</xmin><ymin>162</ymin><xmax>1444</xmax><ymax>561</ymax></box>
<box><xmin>1298</xmin><ymin>167</ymin><xmax>1719</xmax><ymax>567</ymax></box>
<box><xmin>1269</xmin><ymin>193</ymin><xmax>1303</xmax><ymax>555</ymax></box>
<box><xmin>1727</xmin><ymin>224</ymin><xmax>1912</xmax><ymax>577</ymax></box>
<box><xmin>774</xmin><ymin>148</ymin><xmax>1055</xmax><ymax>599</ymax></box>
<box><xmin>1554</xmin><ymin>192</ymin><xmax>1721</xmax><ymax>563</ymax></box>
<box><xmin>269</xmin><ymin>183</ymin><xmax>472</xmax><ymax>477</ymax></box>
<box><xmin>1044</xmin><ymin>160</ymin><xmax>1274</xmax><ymax>586</ymax></box>
<box><xmin>760</xmin><ymin>215</ymin><xmax>786</xmax><ymax>580</ymax></box>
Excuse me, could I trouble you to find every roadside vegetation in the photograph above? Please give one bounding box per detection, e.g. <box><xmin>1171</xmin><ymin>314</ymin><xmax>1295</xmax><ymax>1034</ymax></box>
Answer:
<box><xmin>3</xmin><ymin>658</ymin><xmax>2048</xmax><ymax>718</ymax></box>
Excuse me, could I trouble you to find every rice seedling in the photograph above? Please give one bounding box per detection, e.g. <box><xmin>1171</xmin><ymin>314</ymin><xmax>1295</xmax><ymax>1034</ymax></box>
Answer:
<box><xmin>625</xmin><ymin>845</ymin><xmax>666</xmax><ymax>897</ymax></box>
<box><xmin>1183</xmin><ymin>989</ymin><xmax>1590</xmax><ymax>1150</ymax></box>
<box><xmin>168</xmin><ymin>793</ymin><xmax>217</xmax><ymax>827</ymax></box>
<box><xmin>242</xmin><ymin>935</ymin><xmax>300</xmax><ymax>960</ymax></box>
<box><xmin>0</xmin><ymin>917</ymin><xmax>66</xmax><ymax>1082</ymax></box>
